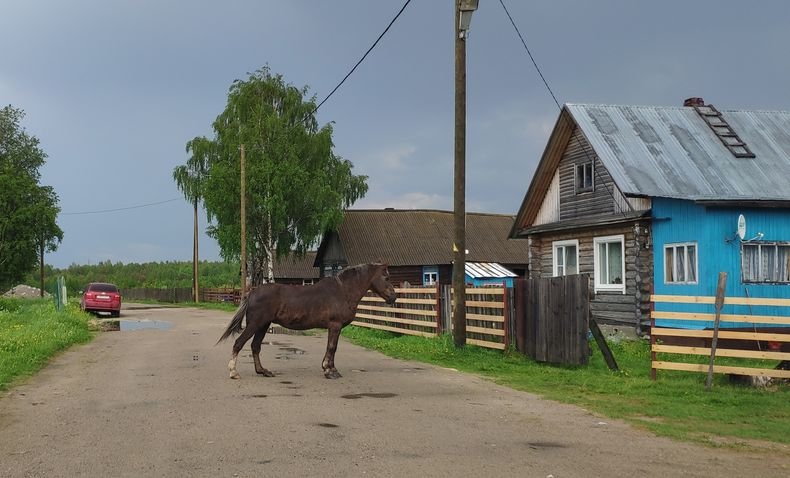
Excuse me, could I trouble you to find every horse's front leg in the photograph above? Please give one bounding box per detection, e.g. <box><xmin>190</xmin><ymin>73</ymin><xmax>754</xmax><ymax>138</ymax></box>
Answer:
<box><xmin>322</xmin><ymin>324</ymin><xmax>342</xmax><ymax>379</ymax></box>
<box><xmin>251</xmin><ymin>327</ymin><xmax>275</xmax><ymax>377</ymax></box>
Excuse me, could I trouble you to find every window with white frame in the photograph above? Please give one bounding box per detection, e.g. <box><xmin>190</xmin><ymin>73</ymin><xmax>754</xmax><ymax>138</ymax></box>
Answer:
<box><xmin>553</xmin><ymin>240</ymin><xmax>579</xmax><ymax>276</ymax></box>
<box><xmin>422</xmin><ymin>266</ymin><xmax>439</xmax><ymax>286</ymax></box>
<box><xmin>742</xmin><ymin>242</ymin><xmax>790</xmax><ymax>283</ymax></box>
<box><xmin>593</xmin><ymin>235</ymin><xmax>625</xmax><ymax>292</ymax></box>
<box><xmin>575</xmin><ymin>162</ymin><xmax>594</xmax><ymax>193</ymax></box>
<box><xmin>664</xmin><ymin>242</ymin><xmax>698</xmax><ymax>284</ymax></box>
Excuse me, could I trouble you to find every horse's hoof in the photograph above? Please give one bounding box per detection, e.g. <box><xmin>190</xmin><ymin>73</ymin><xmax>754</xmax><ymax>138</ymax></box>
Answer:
<box><xmin>256</xmin><ymin>369</ymin><xmax>275</xmax><ymax>377</ymax></box>
<box><xmin>324</xmin><ymin>370</ymin><xmax>342</xmax><ymax>379</ymax></box>
<box><xmin>230</xmin><ymin>371</ymin><xmax>240</xmax><ymax>380</ymax></box>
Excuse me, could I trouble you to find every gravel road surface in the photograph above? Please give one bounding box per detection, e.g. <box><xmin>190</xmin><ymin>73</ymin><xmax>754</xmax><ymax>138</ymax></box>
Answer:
<box><xmin>1</xmin><ymin>304</ymin><xmax>788</xmax><ymax>477</ymax></box>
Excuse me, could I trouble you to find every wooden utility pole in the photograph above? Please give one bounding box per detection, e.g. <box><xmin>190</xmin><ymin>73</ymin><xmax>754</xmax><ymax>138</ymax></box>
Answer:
<box><xmin>240</xmin><ymin>143</ymin><xmax>247</xmax><ymax>298</ymax></box>
<box><xmin>39</xmin><ymin>234</ymin><xmax>45</xmax><ymax>297</ymax></box>
<box><xmin>452</xmin><ymin>0</ymin><xmax>467</xmax><ymax>347</ymax></box>
<box><xmin>193</xmin><ymin>199</ymin><xmax>199</xmax><ymax>303</ymax></box>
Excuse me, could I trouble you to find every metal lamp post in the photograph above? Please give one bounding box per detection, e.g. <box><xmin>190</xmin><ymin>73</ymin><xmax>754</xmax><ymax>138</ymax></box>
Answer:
<box><xmin>453</xmin><ymin>0</ymin><xmax>478</xmax><ymax>347</ymax></box>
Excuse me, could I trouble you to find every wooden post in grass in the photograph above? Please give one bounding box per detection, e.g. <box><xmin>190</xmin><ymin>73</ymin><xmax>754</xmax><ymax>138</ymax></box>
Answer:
<box><xmin>589</xmin><ymin>317</ymin><xmax>619</xmax><ymax>371</ymax></box>
<box><xmin>705</xmin><ymin>272</ymin><xmax>728</xmax><ymax>390</ymax></box>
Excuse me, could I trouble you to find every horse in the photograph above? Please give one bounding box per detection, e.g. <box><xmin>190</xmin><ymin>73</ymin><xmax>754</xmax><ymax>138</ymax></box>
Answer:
<box><xmin>217</xmin><ymin>262</ymin><xmax>397</xmax><ymax>379</ymax></box>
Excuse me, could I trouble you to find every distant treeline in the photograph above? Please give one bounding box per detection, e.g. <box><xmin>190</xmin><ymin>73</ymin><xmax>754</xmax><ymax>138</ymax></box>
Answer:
<box><xmin>23</xmin><ymin>260</ymin><xmax>241</xmax><ymax>295</ymax></box>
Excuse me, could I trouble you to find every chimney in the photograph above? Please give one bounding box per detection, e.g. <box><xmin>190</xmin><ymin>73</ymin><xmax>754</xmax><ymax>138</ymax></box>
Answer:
<box><xmin>683</xmin><ymin>97</ymin><xmax>705</xmax><ymax>107</ymax></box>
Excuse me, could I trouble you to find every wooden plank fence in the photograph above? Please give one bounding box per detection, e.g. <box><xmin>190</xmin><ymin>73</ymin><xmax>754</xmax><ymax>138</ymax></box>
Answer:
<box><xmin>354</xmin><ymin>286</ymin><xmax>441</xmax><ymax>338</ymax></box>
<box><xmin>353</xmin><ymin>285</ymin><xmax>510</xmax><ymax>350</ymax></box>
<box><xmin>456</xmin><ymin>287</ymin><xmax>509</xmax><ymax>350</ymax></box>
<box><xmin>650</xmin><ymin>294</ymin><xmax>790</xmax><ymax>380</ymax></box>
<box><xmin>515</xmin><ymin>275</ymin><xmax>590</xmax><ymax>365</ymax></box>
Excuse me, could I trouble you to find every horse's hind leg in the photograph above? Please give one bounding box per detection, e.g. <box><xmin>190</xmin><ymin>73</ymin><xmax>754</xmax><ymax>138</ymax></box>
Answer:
<box><xmin>228</xmin><ymin>326</ymin><xmax>256</xmax><ymax>379</ymax></box>
<box><xmin>251</xmin><ymin>327</ymin><xmax>275</xmax><ymax>377</ymax></box>
<box><xmin>322</xmin><ymin>325</ymin><xmax>342</xmax><ymax>379</ymax></box>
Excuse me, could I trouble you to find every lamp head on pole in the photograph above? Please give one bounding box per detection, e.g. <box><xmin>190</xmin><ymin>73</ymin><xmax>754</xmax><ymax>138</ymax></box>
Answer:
<box><xmin>458</xmin><ymin>0</ymin><xmax>479</xmax><ymax>39</ymax></box>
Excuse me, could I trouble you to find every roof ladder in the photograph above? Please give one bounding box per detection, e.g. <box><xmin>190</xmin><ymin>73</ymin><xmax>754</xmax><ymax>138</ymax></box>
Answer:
<box><xmin>693</xmin><ymin>105</ymin><xmax>756</xmax><ymax>158</ymax></box>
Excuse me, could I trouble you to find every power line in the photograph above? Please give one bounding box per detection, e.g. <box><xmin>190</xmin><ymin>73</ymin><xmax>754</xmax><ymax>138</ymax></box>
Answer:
<box><xmin>313</xmin><ymin>0</ymin><xmax>413</xmax><ymax>114</ymax></box>
<box><xmin>498</xmin><ymin>0</ymin><xmax>560</xmax><ymax>110</ymax></box>
<box><xmin>498</xmin><ymin>0</ymin><xmax>633</xmax><ymax>214</ymax></box>
<box><xmin>61</xmin><ymin>197</ymin><xmax>182</xmax><ymax>216</ymax></box>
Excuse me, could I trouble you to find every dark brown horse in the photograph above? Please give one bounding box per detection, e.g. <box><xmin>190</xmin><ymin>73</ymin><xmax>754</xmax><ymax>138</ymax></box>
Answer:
<box><xmin>217</xmin><ymin>262</ymin><xmax>396</xmax><ymax>379</ymax></box>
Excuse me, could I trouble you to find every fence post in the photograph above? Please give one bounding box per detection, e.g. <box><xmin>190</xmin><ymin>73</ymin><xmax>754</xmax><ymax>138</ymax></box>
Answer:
<box><xmin>650</xmin><ymin>288</ymin><xmax>657</xmax><ymax>380</ymax></box>
<box><xmin>435</xmin><ymin>282</ymin><xmax>443</xmax><ymax>336</ymax></box>
<box><xmin>705</xmin><ymin>272</ymin><xmax>728</xmax><ymax>390</ymax></box>
<box><xmin>503</xmin><ymin>286</ymin><xmax>511</xmax><ymax>349</ymax></box>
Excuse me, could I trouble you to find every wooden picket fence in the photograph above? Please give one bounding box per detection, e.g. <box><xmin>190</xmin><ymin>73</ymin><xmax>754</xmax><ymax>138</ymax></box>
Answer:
<box><xmin>650</xmin><ymin>294</ymin><xmax>790</xmax><ymax>380</ymax></box>
<box><xmin>353</xmin><ymin>285</ymin><xmax>509</xmax><ymax>350</ymax></box>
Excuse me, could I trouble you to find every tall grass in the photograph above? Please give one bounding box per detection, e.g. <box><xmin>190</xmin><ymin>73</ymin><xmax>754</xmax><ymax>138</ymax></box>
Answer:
<box><xmin>342</xmin><ymin>326</ymin><xmax>790</xmax><ymax>447</ymax></box>
<box><xmin>0</xmin><ymin>299</ymin><xmax>93</xmax><ymax>390</ymax></box>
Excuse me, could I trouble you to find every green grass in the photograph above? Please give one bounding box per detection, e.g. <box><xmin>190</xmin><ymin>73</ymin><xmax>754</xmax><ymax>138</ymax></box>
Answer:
<box><xmin>342</xmin><ymin>326</ymin><xmax>790</xmax><ymax>448</ymax></box>
<box><xmin>0</xmin><ymin>299</ymin><xmax>93</xmax><ymax>391</ymax></box>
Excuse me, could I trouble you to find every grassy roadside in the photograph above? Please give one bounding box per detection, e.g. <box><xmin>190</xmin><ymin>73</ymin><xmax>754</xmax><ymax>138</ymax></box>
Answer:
<box><xmin>0</xmin><ymin>298</ymin><xmax>93</xmax><ymax>391</ymax></box>
<box><xmin>342</xmin><ymin>326</ymin><xmax>789</xmax><ymax>448</ymax></box>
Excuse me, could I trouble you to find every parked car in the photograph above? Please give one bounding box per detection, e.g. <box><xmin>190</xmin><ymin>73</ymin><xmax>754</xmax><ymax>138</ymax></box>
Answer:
<box><xmin>80</xmin><ymin>282</ymin><xmax>122</xmax><ymax>317</ymax></box>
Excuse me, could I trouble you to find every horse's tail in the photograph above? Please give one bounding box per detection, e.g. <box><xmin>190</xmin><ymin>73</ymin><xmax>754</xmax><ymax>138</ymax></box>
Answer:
<box><xmin>216</xmin><ymin>297</ymin><xmax>249</xmax><ymax>345</ymax></box>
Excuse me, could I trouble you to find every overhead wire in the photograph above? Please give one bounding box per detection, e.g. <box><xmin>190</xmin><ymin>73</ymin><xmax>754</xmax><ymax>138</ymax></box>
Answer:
<box><xmin>61</xmin><ymin>197</ymin><xmax>182</xmax><ymax>215</ymax></box>
<box><xmin>62</xmin><ymin>2</ymin><xmax>414</xmax><ymax>217</ymax></box>
<box><xmin>498</xmin><ymin>0</ymin><xmax>634</xmax><ymax>215</ymax></box>
<box><xmin>312</xmin><ymin>0</ymin><xmax>413</xmax><ymax>115</ymax></box>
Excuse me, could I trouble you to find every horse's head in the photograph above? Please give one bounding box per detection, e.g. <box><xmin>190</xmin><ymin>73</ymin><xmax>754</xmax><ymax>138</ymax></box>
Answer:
<box><xmin>370</xmin><ymin>263</ymin><xmax>397</xmax><ymax>305</ymax></box>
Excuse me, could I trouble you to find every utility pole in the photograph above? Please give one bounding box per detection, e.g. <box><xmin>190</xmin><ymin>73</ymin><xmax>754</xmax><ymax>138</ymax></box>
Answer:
<box><xmin>240</xmin><ymin>143</ymin><xmax>247</xmax><ymax>298</ymax></box>
<box><xmin>193</xmin><ymin>199</ymin><xmax>199</xmax><ymax>303</ymax></box>
<box><xmin>39</xmin><ymin>234</ymin><xmax>45</xmax><ymax>298</ymax></box>
<box><xmin>453</xmin><ymin>0</ymin><xmax>479</xmax><ymax>347</ymax></box>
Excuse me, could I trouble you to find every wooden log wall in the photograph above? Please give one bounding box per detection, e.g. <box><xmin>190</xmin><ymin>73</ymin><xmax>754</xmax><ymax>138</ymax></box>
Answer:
<box><xmin>529</xmin><ymin>222</ymin><xmax>652</xmax><ymax>330</ymax></box>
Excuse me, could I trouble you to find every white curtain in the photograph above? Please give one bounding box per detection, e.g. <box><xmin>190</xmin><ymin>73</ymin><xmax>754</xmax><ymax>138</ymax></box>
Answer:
<box><xmin>686</xmin><ymin>245</ymin><xmax>697</xmax><ymax>283</ymax></box>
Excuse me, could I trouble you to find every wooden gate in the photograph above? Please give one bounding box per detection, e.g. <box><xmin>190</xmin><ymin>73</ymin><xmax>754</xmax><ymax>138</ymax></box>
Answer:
<box><xmin>514</xmin><ymin>275</ymin><xmax>591</xmax><ymax>365</ymax></box>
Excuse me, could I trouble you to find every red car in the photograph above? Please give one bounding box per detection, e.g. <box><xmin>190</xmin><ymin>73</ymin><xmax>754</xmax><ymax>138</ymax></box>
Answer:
<box><xmin>80</xmin><ymin>282</ymin><xmax>122</xmax><ymax>317</ymax></box>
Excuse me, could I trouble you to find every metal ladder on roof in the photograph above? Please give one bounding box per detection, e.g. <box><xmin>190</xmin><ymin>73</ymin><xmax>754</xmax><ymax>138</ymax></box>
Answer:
<box><xmin>693</xmin><ymin>105</ymin><xmax>756</xmax><ymax>158</ymax></box>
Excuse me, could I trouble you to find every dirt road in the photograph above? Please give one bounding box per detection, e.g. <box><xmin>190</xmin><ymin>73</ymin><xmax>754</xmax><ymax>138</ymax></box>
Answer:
<box><xmin>1</xmin><ymin>304</ymin><xmax>788</xmax><ymax>477</ymax></box>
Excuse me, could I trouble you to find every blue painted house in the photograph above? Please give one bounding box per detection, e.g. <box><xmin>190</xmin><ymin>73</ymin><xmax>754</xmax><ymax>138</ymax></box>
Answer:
<box><xmin>511</xmin><ymin>97</ymin><xmax>790</xmax><ymax>333</ymax></box>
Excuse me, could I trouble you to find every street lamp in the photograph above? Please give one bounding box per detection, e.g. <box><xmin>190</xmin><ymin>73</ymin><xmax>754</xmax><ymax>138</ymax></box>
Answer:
<box><xmin>458</xmin><ymin>0</ymin><xmax>479</xmax><ymax>37</ymax></box>
<box><xmin>453</xmin><ymin>0</ymin><xmax>478</xmax><ymax>348</ymax></box>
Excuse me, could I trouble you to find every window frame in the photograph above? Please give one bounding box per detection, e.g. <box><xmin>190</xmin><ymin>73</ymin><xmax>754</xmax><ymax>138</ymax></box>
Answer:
<box><xmin>593</xmin><ymin>234</ymin><xmax>626</xmax><ymax>293</ymax></box>
<box><xmin>552</xmin><ymin>239</ymin><xmax>580</xmax><ymax>277</ymax></box>
<box><xmin>741</xmin><ymin>241</ymin><xmax>790</xmax><ymax>284</ymax></box>
<box><xmin>663</xmin><ymin>242</ymin><xmax>699</xmax><ymax>285</ymax></box>
<box><xmin>422</xmin><ymin>266</ymin><xmax>439</xmax><ymax>286</ymax></box>
<box><xmin>574</xmin><ymin>161</ymin><xmax>594</xmax><ymax>194</ymax></box>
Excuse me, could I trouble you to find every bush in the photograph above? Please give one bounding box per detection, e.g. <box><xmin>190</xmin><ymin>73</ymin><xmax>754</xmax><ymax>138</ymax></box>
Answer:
<box><xmin>0</xmin><ymin>297</ymin><xmax>22</xmax><ymax>312</ymax></box>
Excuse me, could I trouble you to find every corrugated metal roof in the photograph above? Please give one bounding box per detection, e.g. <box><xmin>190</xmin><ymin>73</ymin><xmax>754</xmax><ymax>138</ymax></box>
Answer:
<box><xmin>465</xmin><ymin>262</ymin><xmax>517</xmax><ymax>279</ymax></box>
<box><xmin>566</xmin><ymin>104</ymin><xmax>790</xmax><ymax>201</ymax></box>
<box><xmin>335</xmin><ymin>209</ymin><xmax>529</xmax><ymax>266</ymax></box>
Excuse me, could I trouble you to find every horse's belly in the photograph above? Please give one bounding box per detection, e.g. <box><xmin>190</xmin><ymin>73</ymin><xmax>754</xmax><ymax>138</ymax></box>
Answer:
<box><xmin>274</xmin><ymin>311</ymin><xmax>319</xmax><ymax>330</ymax></box>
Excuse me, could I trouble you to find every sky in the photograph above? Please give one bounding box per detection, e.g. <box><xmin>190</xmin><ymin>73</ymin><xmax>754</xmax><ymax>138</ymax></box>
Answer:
<box><xmin>2</xmin><ymin>0</ymin><xmax>790</xmax><ymax>268</ymax></box>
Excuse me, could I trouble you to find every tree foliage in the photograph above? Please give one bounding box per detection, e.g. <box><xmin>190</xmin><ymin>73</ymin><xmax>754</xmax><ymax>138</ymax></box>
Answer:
<box><xmin>0</xmin><ymin>105</ymin><xmax>63</xmax><ymax>290</ymax></box>
<box><xmin>22</xmin><ymin>260</ymin><xmax>242</xmax><ymax>294</ymax></box>
<box><xmin>183</xmin><ymin>67</ymin><xmax>368</xmax><ymax>284</ymax></box>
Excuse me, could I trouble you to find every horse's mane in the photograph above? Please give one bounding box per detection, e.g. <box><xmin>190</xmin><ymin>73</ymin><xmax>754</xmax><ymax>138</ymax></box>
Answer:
<box><xmin>337</xmin><ymin>263</ymin><xmax>383</xmax><ymax>283</ymax></box>
<box><xmin>337</xmin><ymin>263</ymin><xmax>369</xmax><ymax>280</ymax></box>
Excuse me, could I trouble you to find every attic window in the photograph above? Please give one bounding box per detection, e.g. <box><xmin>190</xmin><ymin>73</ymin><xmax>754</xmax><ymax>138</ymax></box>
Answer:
<box><xmin>575</xmin><ymin>162</ymin><xmax>594</xmax><ymax>193</ymax></box>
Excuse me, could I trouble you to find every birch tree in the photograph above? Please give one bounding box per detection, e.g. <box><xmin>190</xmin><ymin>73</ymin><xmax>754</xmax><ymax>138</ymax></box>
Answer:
<box><xmin>183</xmin><ymin>67</ymin><xmax>367</xmax><ymax>284</ymax></box>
